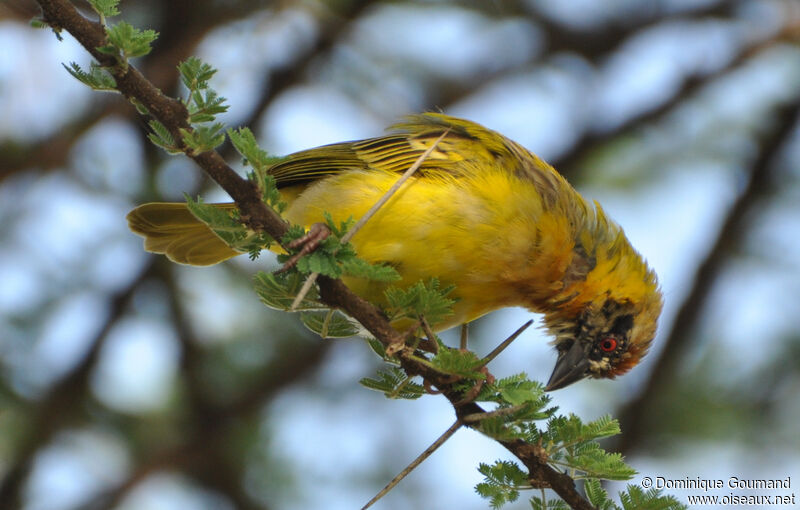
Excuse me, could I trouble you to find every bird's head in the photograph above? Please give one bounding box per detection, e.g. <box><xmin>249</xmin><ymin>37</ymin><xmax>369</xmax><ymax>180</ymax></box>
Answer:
<box><xmin>541</xmin><ymin>209</ymin><xmax>662</xmax><ymax>391</ymax></box>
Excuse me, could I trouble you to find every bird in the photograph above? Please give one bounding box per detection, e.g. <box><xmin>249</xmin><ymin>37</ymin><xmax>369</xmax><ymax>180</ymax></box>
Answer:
<box><xmin>127</xmin><ymin>113</ymin><xmax>662</xmax><ymax>390</ymax></box>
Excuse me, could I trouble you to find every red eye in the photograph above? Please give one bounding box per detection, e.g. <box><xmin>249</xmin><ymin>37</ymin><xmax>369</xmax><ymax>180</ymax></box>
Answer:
<box><xmin>599</xmin><ymin>337</ymin><xmax>618</xmax><ymax>352</ymax></box>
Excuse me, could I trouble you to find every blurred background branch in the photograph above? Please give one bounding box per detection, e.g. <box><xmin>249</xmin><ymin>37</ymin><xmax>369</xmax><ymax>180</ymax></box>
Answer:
<box><xmin>2</xmin><ymin>0</ymin><xmax>799</xmax><ymax>509</ymax></box>
<box><xmin>616</xmin><ymin>97</ymin><xmax>800</xmax><ymax>455</ymax></box>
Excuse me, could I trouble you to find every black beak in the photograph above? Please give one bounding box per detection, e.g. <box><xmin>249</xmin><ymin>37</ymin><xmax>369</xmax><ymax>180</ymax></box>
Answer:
<box><xmin>546</xmin><ymin>341</ymin><xmax>590</xmax><ymax>391</ymax></box>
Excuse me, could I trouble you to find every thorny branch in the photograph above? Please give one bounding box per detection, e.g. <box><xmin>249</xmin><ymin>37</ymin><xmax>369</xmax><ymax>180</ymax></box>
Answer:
<box><xmin>33</xmin><ymin>0</ymin><xmax>597</xmax><ymax>508</ymax></box>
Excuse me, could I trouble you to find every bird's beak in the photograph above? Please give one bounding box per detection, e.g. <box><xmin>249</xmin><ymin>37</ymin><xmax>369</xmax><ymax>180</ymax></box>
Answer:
<box><xmin>546</xmin><ymin>341</ymin><xmax>590</xmax><ymax>391</ymax></box>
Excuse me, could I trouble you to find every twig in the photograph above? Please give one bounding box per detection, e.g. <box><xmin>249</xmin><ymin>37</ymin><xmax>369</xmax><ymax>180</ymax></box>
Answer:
<box><xmin>459</xmin><ymin>322</ymin><xmax>469</xmax><ymax>350</ymax></box>
<box><xmin>289</xmin><ymin>271</ymin><xmax>320</xmax><ymax>311</ymax></box>
<box><xmin>290</xmin><ymin>129</ymin><xmax>450</xmax><ymax>310</ymax></box>
<box><xmin>419</xmin><ymin>315</ymin><xmax>439</xmax><ymax>354</ymax></box>
<box><xmin>361</xmin><ymin>419</ymin><xmax>463</xmax><ymax>510</ymax></box>
<box><xmin>343</xmin><ymin>129</ymin><xmax>450</xmax><ymax>244</ymax></box>
<box><xmin>476</xmin><ymin>320</ymin><xmax>534</xmax><ymax>369</ymax></box>
<box><xmin>461</xmin><ymin>404</ymin><xmax>531</xmax><ymax>424</ymax></box>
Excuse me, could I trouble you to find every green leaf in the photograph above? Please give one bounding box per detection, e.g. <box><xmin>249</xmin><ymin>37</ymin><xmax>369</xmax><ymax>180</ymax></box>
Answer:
<box><xmin>495</xmin><ymin>377</ymin><xmax>546</xmax><ymax>406</ymax></box>
<box><xmin>295</xmin><ymin>249</ymin><xmax>342</xmax><ymax>278</ymax></box>
<box><xmin>185</xmin><ymin>195</ymin><xmax>244</xmax><ymax>241</ymax></box>
<box><xmin>188</xmin><ymin>89</ymin><xmax>229</xmax><ymax>123</ymax></box>
<box><xmin>178</xmin><ymin>57</ymin><xmax>217</xmax><ymax>91</ymax></box>
<box><xmin>250</xmin><ymin>172</ymin><xmax>287</xmax><ymax>214</ymax></box>
<box><xmin>130</xmin><ymin>98</ymin><xmax>149</xmax><ymax>116</ymax></box>
<box><xmin>475</xmin><ymin>460</ymin><xmax>529</xmax><ymax>509</ymax></box>
<box><xmin>253</xmin><ymin>271</ymin><xmax>325</xmax><ymax>312</ymax></box>
<box><xmin>147</xmin><ymin>120</ymin><xmax>181</xmax><ymax>154</ymax></box>
<box><xmin>87</xmin><ymin>0</ymin><xmax>120</xmax><ymax>18</ymax></box>
<box><xmin>528</xmin><ymin>413</ymin><xmax>639</xmax><ymax>483</ymax></box>
<box><xmin>619</xmin><ymin>485</ymin><xmax>685</xmax><ymax>510</ymax></box>
<box><xmin>105</xmin><ymin>21</ymin><xmax>158</xmax><ymax>59</ymax></box>
<box><xmin>30</xmin><ymin>18</ymin><xmax>50</xmax><ymax>30</ymax></box>
<box><xmin>566</xmin><ymin>445</ymin><xmax>636</xmax><ymax>480</ymax></box>
<box><xmin>96</xmin><ymin>44</ymin><xmax>119</xmax><ymax>56</ymax></box>
<box><xmin>359</xmin><ymin>367</ymin><xmax>424</xmax><ymax>399</ymax></box>
<box><xmin>238</xmin><ymin>231</ymin><xmax>274</xmax><ymax>261</ymax></box>
<box><xmin>430</xmin><ymin>347</ymin><xmax>482</xmax><ymax>379</ymax></box>
<box><xmin>584</xmin><ymin>479</ymin><xmax>616</xmax><ymax>510</ymax></box>
<box><xmin>229</xmin><ymin>127</ymin><xmax>289</xmax><ymax>213</ymax></box>
<box><xmin>229</xmin><ymin>127</ymin><xmax>287</xmax><ymax>177</ymax></box>
<box><xmin>585</xmin><ymin>415</ymin><xmax>622</xmax><ymax>440</ymax></box>
<box><xmin>63</xmin><ymin>61</ymin><xmax>117</xmax><ymax>91</ymax></box>
<box><xmin>340</xmin><ymin>257</ymin><xmax>401</xmax><ymax>283</ymax></box>
<box><xmin>476</xmin><ymin>416</ymin><xmax>527</xmax><ymax>441</ymax></box>
<box><xmin>546</xmin><ymin>414</ymin><xmax>621</xmax><ymax>445</ymax></box>
<box><xmin>364</xmin><ymin>337</ymin><xmax>397</xmax><ymax>364</ymax></box>
<box><xmin>384</xmin><ymin>278</ymin><xmax>456</xmax><ymax>326</ymax></box>
<box><xmin>184</xmin><ymin>195</ymin><xmax>273</xmax><ymax>256</ymax></box>
<box><xmin>180</xmin><ymin>123</ymin><xmax>226</xmax><ymax>154</ymax></box>
<box><xmin>278</xmin><ymin>217</ymin><xmax>361</xmax><ymax>279</ymax></box>
<box><xmin>529</xmin><ymin>497</ymin><xmax>570</xmax><ymax>510</ymax></box>
<box><xmin>300</xmin><ymin>310</ymin><xmax>359</xmax><ymax>338</ymax></box>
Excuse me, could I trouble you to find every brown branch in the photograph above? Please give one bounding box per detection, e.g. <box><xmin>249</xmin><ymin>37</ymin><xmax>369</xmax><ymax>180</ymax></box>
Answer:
<box><xmin>531</xmin><ymin>0</ymin><xmax>738</xmax><ymax>61</ymax></box>
<box><xmin>34</xmin><ymin>1</ymin><xmax>597</xmax><ymax>507</ymax></box>
<box><xmin>234</xmin><ymin>0</ymin><xmax>376</xmax><ymax>141</ymax></box>
<box><xmin>615</xmin><ymin>97</ymin><xmax>800</xmax><ymax>454</ymax></box>
<box><xmin>1</xmin><ymin>0</ymin><xmax>273</xmax><ymax>183</ymax></box>
<box><xmin>552</xmin><ymin>31</ymin><xmax>798</xmax><ymax>177</ymax></box>
<box><xmin>0</xmin><ymin>100</ymin><xmax>126</xmax><ymax>183</ymax></box>
<box><xmin>426</xmin><ymin>0</ymin><xmax>739</xmax><ymax>122</ymax></box>
<box><xmin>80</xmin><ymin>262</ymin><xmax>330</xmax><ymax>510</ymax></box>
<box><xmin>0</xmin><ymin>259</ymin><xmax>157</xmax><ymax>510</ymax></box>
<box><xmin>80</xmin><ymin>327</ymin><xmax>330</xmax><ymax>510</ymax></box>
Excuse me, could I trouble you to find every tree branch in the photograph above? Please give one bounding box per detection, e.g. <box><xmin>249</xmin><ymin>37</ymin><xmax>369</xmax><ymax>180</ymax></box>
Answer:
<box><xmin>234</xmin><ymin>0</ymin><xmax>377</xmax><ymax>142</ymax></box>
<box><xmin>0</xmin><ymin>259</ymin><xmax>157</xmax><ymax>510</ymax></box>
<box><xmin>552</xmin><ymin>31</ymin><xmax>798</xmax><ymax>176</ymax></box>
<box><xmin>34</xmin><ymin>1</ymin><xmax>598</xmax><ymax>507</ymax></box>
<box><xmin>616</xmin><ymin>97</ymin><xmax>800</xmax><ymax>454</ymax></box>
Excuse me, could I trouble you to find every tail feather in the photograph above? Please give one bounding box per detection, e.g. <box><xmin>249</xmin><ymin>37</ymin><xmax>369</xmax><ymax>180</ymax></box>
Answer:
<box><xmin>127</xmin><ymin>202</ymin><xmax>241</xmax><ymax>266</ymax></box>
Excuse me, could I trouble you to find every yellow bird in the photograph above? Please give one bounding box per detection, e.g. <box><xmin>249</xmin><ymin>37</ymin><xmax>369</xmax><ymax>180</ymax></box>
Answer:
<box><xmin>127</xmin><ymin>113</ymin><xmax>662</xmax><ymax>390</ymax></box>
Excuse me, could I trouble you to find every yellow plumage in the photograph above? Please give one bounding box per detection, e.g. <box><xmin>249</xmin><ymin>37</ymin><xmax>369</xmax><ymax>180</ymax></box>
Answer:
<box><xmin>127</xmin><ymin>113</ymin><xmax>662</xmax><ymax>389</ymax></box>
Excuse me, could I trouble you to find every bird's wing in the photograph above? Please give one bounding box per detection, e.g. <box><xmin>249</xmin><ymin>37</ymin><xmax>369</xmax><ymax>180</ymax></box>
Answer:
<box><xmin>267</xmin><ymin>113</ymin><xmax>551</xmax><ymax>188</ymax></box>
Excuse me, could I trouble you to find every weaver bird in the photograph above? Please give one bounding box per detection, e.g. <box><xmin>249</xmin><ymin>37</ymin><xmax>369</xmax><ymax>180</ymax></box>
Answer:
<box><xmin>128</xmin><ymin>113</ymin><xmax>662</xmax><ymax>390</ymax></box>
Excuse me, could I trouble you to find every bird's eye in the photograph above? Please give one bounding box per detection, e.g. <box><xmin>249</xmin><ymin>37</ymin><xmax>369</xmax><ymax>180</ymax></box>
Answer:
<box><xmin>599</xmin><ymin>337</ymin><xmax>618</xmax><ymax>352</ymax></box>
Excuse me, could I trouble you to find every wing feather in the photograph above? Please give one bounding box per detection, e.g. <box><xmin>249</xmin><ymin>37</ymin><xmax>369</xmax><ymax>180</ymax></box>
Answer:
<box><xmin>266</xmin><ymin>114</ymin><xmax>523</xmax><ymax>187</ymax></box>
<box><xmin>266</xmin><ymin>113</ymin><xmax>569</xmax><ymax>210</ymax></box>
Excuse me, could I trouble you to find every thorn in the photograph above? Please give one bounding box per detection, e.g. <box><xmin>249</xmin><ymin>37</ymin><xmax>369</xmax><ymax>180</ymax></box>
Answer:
<box><xmin>290</xmin><ymin>272</ymin><xmax>319</xmax><ymax>311</ymax></box>
<box><xmin>451</xmin><ymin>365</ymin><xmax>494</xmax><ymax>407</ymax></box>
<box><xmin>420</xmin><ymin>315</ymin><xmax>439</xmax><ymax>354</ymax></box>
<box><xmin>461</xmin><ymin>403</ymin><xmax>531</xmax><ymax>424</ymax></box>
<box><xmin>423</xmin><ymin>379</ymin><xmax>442</xmax><ymax>395</ymax></box>
<box><xmin>361</xmin><ymin>420</ymin><xmax>462</xmax><ymax>510</ymax></box>
<box><xmin>476</xmin><ymin>320</ymin><xmax>534</xmax><ymax>369</ymax></box>
<box><xmin>342</xmin><ymin>129</ymin><xmax>450</xmax><ymax>245</ymax></box>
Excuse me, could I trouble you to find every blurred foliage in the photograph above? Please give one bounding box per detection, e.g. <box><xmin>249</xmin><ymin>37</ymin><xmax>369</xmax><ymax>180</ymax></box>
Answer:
<box><xmin>1</xmin><ymin>0</ymin><xmax>800</xmax><ymax>509</ymax></box>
